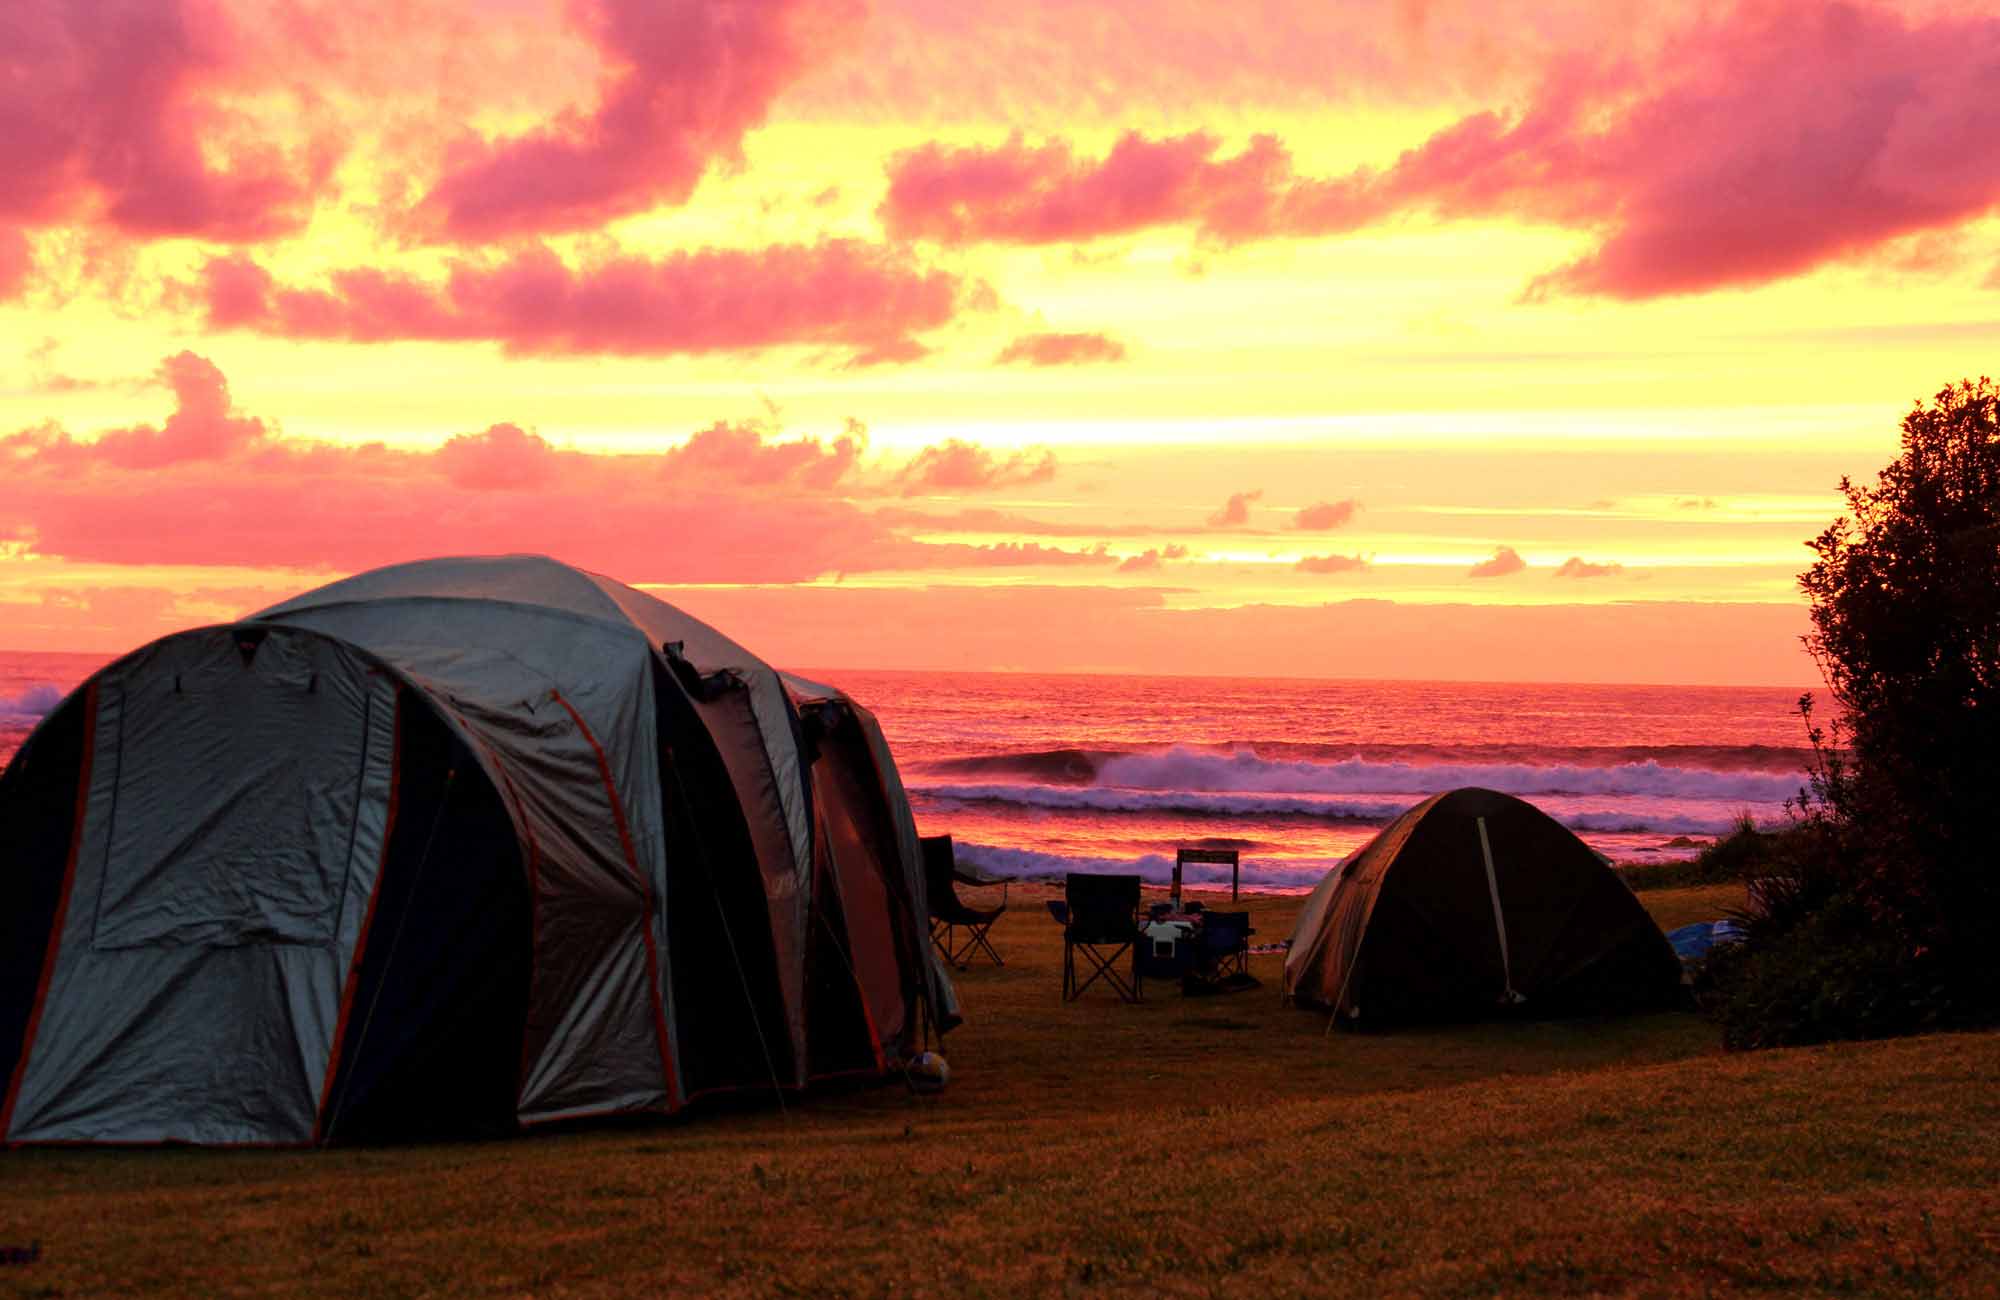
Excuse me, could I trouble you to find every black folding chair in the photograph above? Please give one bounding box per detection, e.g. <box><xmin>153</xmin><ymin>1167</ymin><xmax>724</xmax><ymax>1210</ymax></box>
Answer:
<box><xmin>1195</xmin><ymin>910</ymin><xmax>1255</xmax><ymax>981</ymax></box>
<box><xmin>923</xmin><ymin>835</ymin><xmax>1007</xmax><ymax>969</ymax></box>
<box><xmin>1061</xmin><ymin>873</ymin><xmax>1142</xmax><ymax>1003</ymax></box>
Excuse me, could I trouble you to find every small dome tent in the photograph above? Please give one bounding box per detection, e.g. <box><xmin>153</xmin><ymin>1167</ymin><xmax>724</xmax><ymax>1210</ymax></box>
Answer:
<box><xmin>1283</xmin><ymin>788</ymin><xmax>1682</xmax><ymax>1027</ymax></box>
<box><xmin>0</xmin><ymin>556</ymin><xmax>958</xmax><ymax>1146</ymax></box>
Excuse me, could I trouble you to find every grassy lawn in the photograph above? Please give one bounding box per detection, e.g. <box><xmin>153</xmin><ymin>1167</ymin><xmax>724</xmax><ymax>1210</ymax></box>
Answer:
<box><xmin>4</xmin><ymin>882</ymin><xmax>1997</xmax><ymax>1297</ymax></box>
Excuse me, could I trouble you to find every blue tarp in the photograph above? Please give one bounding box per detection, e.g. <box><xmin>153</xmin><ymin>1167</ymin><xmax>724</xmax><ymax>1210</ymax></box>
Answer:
<box><xmin>1667</xmin><ymin>920</ymin><xmax>1745</xmax><ymax>962</ymax></box>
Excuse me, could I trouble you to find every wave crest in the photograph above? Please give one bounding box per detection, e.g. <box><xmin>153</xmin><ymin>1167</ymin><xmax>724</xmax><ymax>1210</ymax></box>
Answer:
<box><xmin>0</xmin><ymin>684</ymin><xmax>61</xmax><ymax>718</ymax></box>
<box><xmin>1096</xmin><ymin>745</ymin><xmax>1804</xmax><ymax>802</ymax></box>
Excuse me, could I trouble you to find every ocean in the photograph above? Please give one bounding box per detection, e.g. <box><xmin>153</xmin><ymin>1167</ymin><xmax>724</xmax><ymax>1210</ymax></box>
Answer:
<box><xmin>1</xmin><ymin>652</ymin><xmax>1812</xmax><ymax>892</ymax></box>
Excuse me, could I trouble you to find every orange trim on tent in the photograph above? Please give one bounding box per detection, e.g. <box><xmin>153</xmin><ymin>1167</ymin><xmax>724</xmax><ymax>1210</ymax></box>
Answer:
<box><xmin>818</xmin><ymin>817</ymin><xmax>889</xmax><ymax>1075</ymax></box>
<box><xmin>312</xmin><ymin>694</ymin><xmax>403</xmax><ymax>1144</ymax></box>
<box><xmin>1</xmin><ymin>682</ymin><xmax>98</xmax><ymax>1143</ymax></box>
<box><xmin>551</xmin><ymin>690</ymin><xmax>679</xmax><ymax>1111</ymax></box>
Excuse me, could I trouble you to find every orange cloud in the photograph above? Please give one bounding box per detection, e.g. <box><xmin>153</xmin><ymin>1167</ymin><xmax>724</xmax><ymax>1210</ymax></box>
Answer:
<box><xmin>993</xmin><ymin>331</ymin><xmax>1128</xmax><ymax>366</ymax></box>
<box><xmin>1116</xmin><ymin>544</ymin><xmax>1189</xmax><ymax>573</ymax></box>
<box><xmin>895</xmin><ymin>439</ymin><xmax>1057</xmax><ymax>495</ymax></box>
<box><xmin>0</xmin><ymin>228</ymin><xmax>30</xmax><ymax>301</ymax></box>
<box><xmin>1206</xmin><ymin>489</ymin><xmax>1262</xmax><ymax>527</ymax></box>
<box><xmin>1296</xmin><ymin>553</ymin><xmax>1369</xmax><ymax>575</ymax></box>
<box><xmin>1467</xmin><ymin>546</ymin><xmax>1526</xmax><ymax>578</ymax></box>
<box><xmin>1553</xmin><ymin>556</ymin><xmax>1623</xmax><ymax>579</ymax></box>
<box><xmin>869</xmin><ymin>506</ymin><xmax>1163</xmax><ymax>538</ymax></box>
<box><xmin>194</xmin><ymin>243</ymin><xmax>966</xmax><ymax>362</ymax></box>
<box><xmin>882</xmin><ymin>541</ymin><xmax>1113</xmax><ymax>569</ymax></box>
<box><xmin>0</xmin><ymin>353</ymin><xmax>1093</xmax><ymax>583</ymax></box>
<box><xmin>1291</xmin><ymin>499</ymin><xmax>1359</xmax><ymax>530</ymax></box>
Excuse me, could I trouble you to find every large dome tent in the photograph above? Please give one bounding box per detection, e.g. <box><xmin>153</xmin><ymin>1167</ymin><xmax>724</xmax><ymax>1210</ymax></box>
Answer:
<box><xmin>1283</xmin><ymin>787</ymin><xmax>1683</xmax><ymax>1027</ymax></box>
<box><xmin>0</xmin><ymin>555</ymin><xmax>957</xmax><ymax>1146</ymax></box>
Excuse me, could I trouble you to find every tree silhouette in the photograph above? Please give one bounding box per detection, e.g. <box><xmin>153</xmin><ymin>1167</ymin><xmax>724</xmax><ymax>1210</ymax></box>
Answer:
<box><xmin>1799</xmin><ymin>376</ymin><xmax>2000</xmax><ymax>986</ymax></box>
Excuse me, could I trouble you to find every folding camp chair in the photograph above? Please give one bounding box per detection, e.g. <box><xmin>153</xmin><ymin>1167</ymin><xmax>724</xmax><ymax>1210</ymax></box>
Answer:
<box><xmin>923</xmin><ymin>835</ymin><xmax>1007</xmax><ymax>969</ymax></box>
<box><xmin>1195</xmin><ymin>911</ymin><xmax>1255</xmax><ymax>981</ymax></box>
<box><xmin>1061</xmin><ymin>873</ymin><xmax>1142</xmax><ymax>1003</ymax></box>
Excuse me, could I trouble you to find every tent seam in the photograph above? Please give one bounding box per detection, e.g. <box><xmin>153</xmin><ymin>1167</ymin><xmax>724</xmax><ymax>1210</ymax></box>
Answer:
<box><xmin>549</xmin><ymin>690</ymin><xmax>680</xmax><ymax>1112</ymax></box>
<box><xmin>313</xmin><ymin>692</ymin><xmax>404</xmax><ymax>1144</ymax></box>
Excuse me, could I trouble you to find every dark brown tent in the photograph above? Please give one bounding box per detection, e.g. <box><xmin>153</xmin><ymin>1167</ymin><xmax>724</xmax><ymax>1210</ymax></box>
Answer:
<box><xmin>1282</xmin><ymin>788</ymin><xmax>1682</xmax><ymax>1027</ymax></box>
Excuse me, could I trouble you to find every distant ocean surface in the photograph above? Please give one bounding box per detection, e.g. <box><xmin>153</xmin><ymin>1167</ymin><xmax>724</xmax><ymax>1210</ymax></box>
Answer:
<box><xmin>1</xmin><ymin>651</ymin><xmax>1814</xmax><ymax>893</ymax></box>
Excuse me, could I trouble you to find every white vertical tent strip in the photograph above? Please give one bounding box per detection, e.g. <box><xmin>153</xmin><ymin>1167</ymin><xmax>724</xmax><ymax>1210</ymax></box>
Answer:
<box><xmin>1476</xmin><ymin>816</ymin><xmax>1525</xmax><ymax>1004</ymax></box>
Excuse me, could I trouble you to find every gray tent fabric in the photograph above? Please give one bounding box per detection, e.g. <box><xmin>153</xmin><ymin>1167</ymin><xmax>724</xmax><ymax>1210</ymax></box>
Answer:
<box><xmin>0</xmin><ymin>555</ymin><xmax>955</xmax><ymax>1145</ymax></box>
<box><xmin>7</xmin><ymin>628</ymin><xmax>396</xmax><ymax>1144</ymax></box>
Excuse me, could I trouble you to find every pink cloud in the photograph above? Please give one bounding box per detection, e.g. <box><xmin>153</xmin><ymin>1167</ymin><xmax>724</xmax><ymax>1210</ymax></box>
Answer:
<box><xmin>1206</xmin><ymin>489</ymin><xmax>1262</xmax><ymax>528</ymax></box>
<box><xmin>0</xmin><ymin>353</ymin><xmax>1092</xmax><ymax>583</ymax></box>
<box><xmin>1468</xmin><ymin>546</ymin><xmax>1526</xmax><ymax>578</ymax></box>
<box><xmin>994</xmin><ymin>331</ymin><xmax>1129</xmax><ymax>366</ymax></box>
<box><xmin>787</xmin><ymin>0</ymin><xmax>1660</xmax><ymax>126</ymax></box>
<box><xmin>434</xmin><ymin>422</ymin><xmax>560</xmax><ymax>491</ymax></box>
<box><xmin>896</xmin><ymin>439</ymin><xmax>1057</xmax><ymax>495</ymax></box>
<box><xmin>3</xmin><ymin>352</ymin><xmax>268</xmax><ymax>471</ymax></box>
<box><xmin>1</xmin><ymin>0</ymin><xmax>337</xmax><ymax>242</ymax></box>
<box><xmin>415</xmin><ymin>0</ymin><xmax>860</xmax><ymax>240</ymax></box>
<box><xmin>880</xmin><ymin>131</ymin><xmax>1376</xmax><ymax>246</ymax></box>
<box><xmin>1553</xmin><ymin>556</ymin><xmax>1623</xmax><ymax>578</ymax></box>
<box><xmin>1292</xmin><ymin>499</ymin><xmax>1359</xmax><ymax>530</ymax></box>
<box><xmin>194</xmin><ymin>242</ymin><xmax>965</xmax><ymax>362</ymax></box>
<box><xmin>877</xmin><ymin>4</ymin><xmax>2000</xmax><ymax>297</ymax></box>
<box><xmin>662</xmin><ymin>419</ymin><xmax>863</xmax><ymax>489</ymax></box>
<box><xmin>1296</xmin><ymin>553</ymin><xmax>1368</xmax><ymax>575</ymax></box>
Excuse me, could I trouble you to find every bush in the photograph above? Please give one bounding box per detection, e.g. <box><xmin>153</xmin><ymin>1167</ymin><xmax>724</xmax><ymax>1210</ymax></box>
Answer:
<box><xmin>1620</xmin><ymin>815</ymin><xmax>1799</xmax><ymax>892</ymax></box>
<box><xmin>1696</xmin><ymin>887</ymin><xmax>1950</xmax><ymax>1050</ymax></box>
<box><xmin>1695</xmin><ymin>826</ymin><xmax>1955</xmax><ymax>1048</ymax></box>
<box><xmin>1701</xmin><ymin>378</ymin><xmax>2000</xmax><ymax>1047</ymax></box>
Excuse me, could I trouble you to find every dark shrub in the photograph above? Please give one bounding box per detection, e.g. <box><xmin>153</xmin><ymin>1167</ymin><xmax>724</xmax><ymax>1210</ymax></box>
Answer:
<box><xmin>1702</xmin><ymin>378</ymin><xmax>2000</xmax><ymax>1046</ymax></box>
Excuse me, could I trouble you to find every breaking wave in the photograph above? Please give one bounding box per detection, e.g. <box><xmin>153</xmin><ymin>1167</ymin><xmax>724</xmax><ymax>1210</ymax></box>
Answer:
<box><xmin>912</xmin><ymin>781</ymin><xmax>1762</xmax><ymax>837</ymax></box>
<box><xmin>1093</xmin><ymin>746</ymin><xmax>1805</xmax><ymax>802</ymax></box>
<box><xmin>923</xmin><ymin>742</ymin><xmax>1808</xmax><ymax>789</ymax></box>
<box><xmin>949</xmin><ymin>841</ymin><xmax>1344</xmax><ymax>891</ymax></box>
<box><xmin>0</xmin><ymin>684</ymin><xmax>61</xmax><ymax>718</ymax></box>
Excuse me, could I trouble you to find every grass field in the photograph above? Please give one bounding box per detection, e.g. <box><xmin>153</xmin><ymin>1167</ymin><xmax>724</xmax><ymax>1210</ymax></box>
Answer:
<box><xmin>3</xmin><ymin>882</ymin><xmax>1997</xmax><ymax>1297</ymax></box>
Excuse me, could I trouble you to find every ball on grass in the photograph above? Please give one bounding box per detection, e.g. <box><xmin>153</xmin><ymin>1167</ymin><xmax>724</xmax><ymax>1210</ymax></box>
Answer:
<box><xmin>907</xmin><ymin>1051</ymin><xmax>950</xmax><ymax>1093</ymax></box>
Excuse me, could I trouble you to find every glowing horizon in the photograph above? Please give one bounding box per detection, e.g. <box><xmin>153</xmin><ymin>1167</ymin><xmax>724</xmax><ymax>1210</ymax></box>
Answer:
<box><xmin>5</xmin><ymin>0</ymin><xmax>1996</xmax><ymax>686</ymax></box>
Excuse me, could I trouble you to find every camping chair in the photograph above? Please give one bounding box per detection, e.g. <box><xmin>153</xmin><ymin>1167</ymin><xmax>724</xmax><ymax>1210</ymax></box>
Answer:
<box><xmin>923</xmin><ymin>835</ymin><xmax>1007</xmax><ymax>969</ymax></box>
<box><xmin>1195</xmin><ymin>910</ymin><xmax>1255</xmax><ymax>981</ymax></box>
<box><xmin>1061</xmin><ymin>873</ymin><xmax>1142</xmax><ymax>1003</ymax></box>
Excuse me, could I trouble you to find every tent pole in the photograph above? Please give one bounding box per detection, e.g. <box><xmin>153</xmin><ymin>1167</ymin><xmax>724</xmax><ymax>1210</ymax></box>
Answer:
<box><xmin>1476</xmin><ymin>816</ymin><xmax>1523</xmax><ymax>1004</ymax></box>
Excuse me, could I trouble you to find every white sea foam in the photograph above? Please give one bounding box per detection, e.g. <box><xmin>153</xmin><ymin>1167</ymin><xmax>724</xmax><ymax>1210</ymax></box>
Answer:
<box><xmin>950</xmin><ymin>841</ymin><xmax>1344</xmax><ymax>890</ymax></box>
<box><xmin>917</xmin><ymin>781</ymin><xmax>1414</xmax><ymax>823</ymax></box>
<box><xmin>914</xmin><ymin>781</ymin><xmax>1767</xmax><ymax>837</ymax></box>
<box><xmin>0</xmin><ymin>684</ymin><xmax>61</xmax><ymax>718</ymax></box>
<box><xmin>1095</xmin><ymin>745</ymin><xmax>1804</xmax><ymax>802</ymax></box>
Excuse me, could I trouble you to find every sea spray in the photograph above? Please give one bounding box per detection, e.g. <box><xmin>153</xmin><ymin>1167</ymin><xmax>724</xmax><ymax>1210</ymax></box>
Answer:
<box><xmin>0</xmin><ymin>684</ymin><xmax>61</xmax><ymax>717</ymax></box>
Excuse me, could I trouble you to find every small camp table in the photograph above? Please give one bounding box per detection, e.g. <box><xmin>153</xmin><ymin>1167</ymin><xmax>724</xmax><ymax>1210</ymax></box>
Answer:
<box><xmin>1172</xmin><ymin>846</ymin><xmax>1240</xmax><ymax>902</ymax></box>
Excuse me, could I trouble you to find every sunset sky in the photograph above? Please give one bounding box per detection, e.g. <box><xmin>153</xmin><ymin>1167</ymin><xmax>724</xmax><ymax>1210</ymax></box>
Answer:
<box><xmin>4</xmin><ymin>0</ymin><xmax>1997</xmax><ymax>683</ymax></box>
